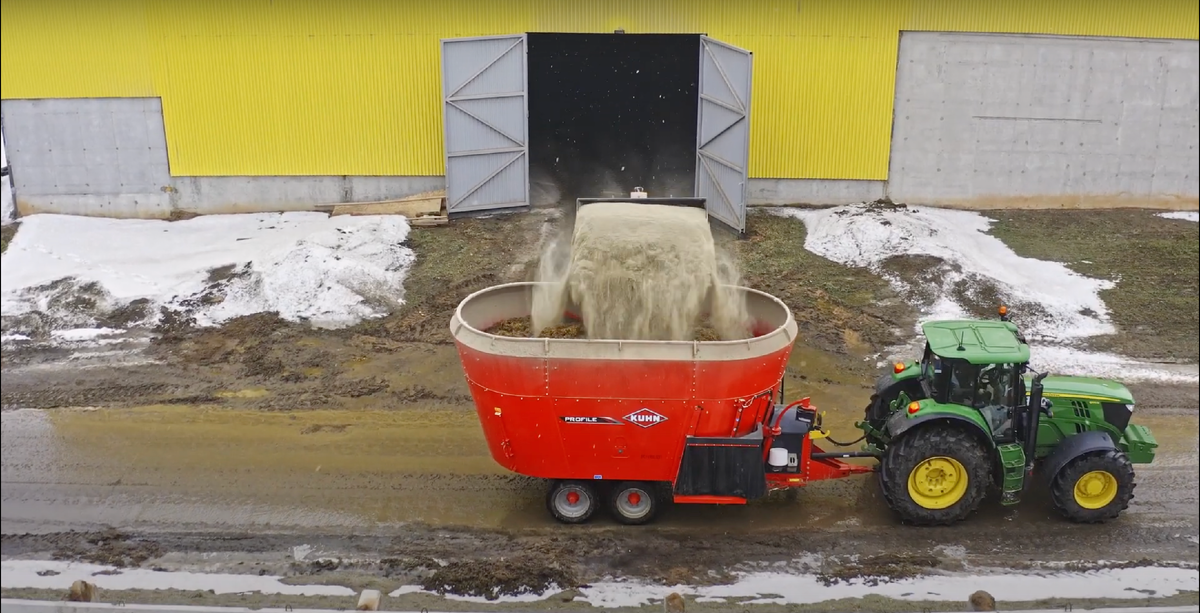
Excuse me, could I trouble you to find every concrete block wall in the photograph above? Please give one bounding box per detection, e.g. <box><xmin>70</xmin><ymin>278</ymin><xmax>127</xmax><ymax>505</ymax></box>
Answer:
<box><xmin>888</xmin><ymin>32</ymin><xmax>1199</xmax><ymax>208</ymax></box>
<box><xmin>747</xmin><ymin>179</ymin><xmax>886</xmax><ymax>206</ymax></box>
<box><xmin>1</xmin><ymin>98</ymin><xmax>173</xmax><ymax>217</ymax></box>
<box><xmin>167</xmin><ymin>176</ymin><xmax>445</xmax><ymax>215</ymax></box>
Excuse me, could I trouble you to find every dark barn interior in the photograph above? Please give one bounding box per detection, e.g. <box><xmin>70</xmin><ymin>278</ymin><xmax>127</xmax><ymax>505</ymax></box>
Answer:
<box><xmin>527</xmin><ymin>33</ymin><xmax>700</xmax><ymax>204</ymax></box>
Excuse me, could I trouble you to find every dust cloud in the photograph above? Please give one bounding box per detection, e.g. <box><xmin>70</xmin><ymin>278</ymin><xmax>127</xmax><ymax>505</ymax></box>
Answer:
<box><xmin>531</xmin><ymin>202</ymin><xmax>751</xmax><ymax>341</ymax></box>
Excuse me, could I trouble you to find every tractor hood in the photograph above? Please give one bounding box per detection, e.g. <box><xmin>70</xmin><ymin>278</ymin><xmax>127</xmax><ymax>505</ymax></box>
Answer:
<box><xmin>1027</xmin><ymin>374</ymin><xmax>1135</xmax><ymax>405</ymax></box>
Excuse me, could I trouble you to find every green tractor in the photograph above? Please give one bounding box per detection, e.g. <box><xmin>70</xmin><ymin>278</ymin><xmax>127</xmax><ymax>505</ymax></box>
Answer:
<box><xmin>858</xmin><ymin>308</ymin><xmax>1158</xmax><ymax>525</ymax></box>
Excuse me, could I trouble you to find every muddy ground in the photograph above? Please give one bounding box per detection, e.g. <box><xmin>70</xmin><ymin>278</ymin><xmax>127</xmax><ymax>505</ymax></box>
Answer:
<box><xmin>0</xmin><ymin>221</ymin><xmax>17</xmax><ymax>254</ymax></box>
<box><xmin>2</xmin><ymin>206</ymin><xmax>1198</xmax><ymax>610</ymax></box>
<box><xmin>0</xmin><ymin>209</ymin><xmax>910</xmax><ymax>414</ymax></box>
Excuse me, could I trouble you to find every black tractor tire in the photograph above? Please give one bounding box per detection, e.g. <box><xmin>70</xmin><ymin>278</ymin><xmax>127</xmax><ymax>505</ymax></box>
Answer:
<box><xmin>876</xmin><ymin>466</ymin><xmax>896</xmax><ymax>507</ymax></box>
<box><xmin>863</xmin><ymin>389</ymin><xmax>891</xmax><ymax>435</ymax></box>
<box><xmin>1050</xmin><ymin>449</ymin><xmax>1136</xmax><ymax>523</ymax></box>
<box><xmin>881</xmin><ymin>425</ymin><xmax>991</xmax><ymax>526</ymax></box>
<box><xmin>546</xmin><ymin>480</ymin><xmax>599</xmax><ymax>524</ymax></box>
<box><xmin>608</xmin><ymin>481</ymin><xmax>660</xmax><ymax>525</ymax></box>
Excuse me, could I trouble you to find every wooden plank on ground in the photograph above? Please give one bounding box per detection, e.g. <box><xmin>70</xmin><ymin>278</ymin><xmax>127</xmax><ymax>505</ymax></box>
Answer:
<box><xmin>317</xmin><ymin>188</ymin><xmax>446</xmax><ymax>210</ymax></box>
<box><xmin>330</xmin><ymin>197</ymin><xmax>444</xmax><ymax>218</ymax></box>
<box><xmin>408</xmin><ymin>215</ymin><xmax>449</xmax><ymax>227</ymax></box>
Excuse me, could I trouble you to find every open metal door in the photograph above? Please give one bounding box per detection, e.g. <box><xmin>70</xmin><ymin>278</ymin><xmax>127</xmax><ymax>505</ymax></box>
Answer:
<box><xmin>441</xmin><ymin>35</ymin><xmax>529</xmax><ymax>214</ymax></box>
<box><xmin>695</xmin><ymin>36</ymin><xmax>752</xmax><ymax>233</ymax></box>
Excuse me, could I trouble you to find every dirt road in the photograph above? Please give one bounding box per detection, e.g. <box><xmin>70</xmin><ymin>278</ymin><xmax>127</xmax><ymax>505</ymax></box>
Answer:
<box><xmin>3</xmin><ymin>374</ymin><xmax>1197</xmax><ymax>566</ymax></box>
<box><xmin>2</xmin><ymin>393</ymin><xmax>1198</xmax><ymax>610</ymax></box>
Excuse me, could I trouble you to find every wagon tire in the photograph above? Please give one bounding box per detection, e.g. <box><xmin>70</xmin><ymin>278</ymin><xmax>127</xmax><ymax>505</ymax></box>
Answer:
<box><xmin>547</xmin><ymin>480</ymin><xmax>598</xmax><ymax>524</ymax></box>
<box><xmin>609</xmin><ymin>481</ymin><xmax>659</xmax><ymax>525</ymax></box>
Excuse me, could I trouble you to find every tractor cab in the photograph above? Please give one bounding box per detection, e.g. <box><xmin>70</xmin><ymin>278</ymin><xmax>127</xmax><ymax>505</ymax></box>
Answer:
<box><xmin>862</xmin><ymin>313</ymin><xmax>1036</xmax><ymax>444</ymax></box>
<box><xmin>915</xmin><ymin>320</ymin><xmax>1031</xmax><ymax>442</ymax></box>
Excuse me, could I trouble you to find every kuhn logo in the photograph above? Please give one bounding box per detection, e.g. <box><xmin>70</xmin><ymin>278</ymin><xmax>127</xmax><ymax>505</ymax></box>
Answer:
<box><xmin>624</xmin><ymin>408</ymin><xmax>667</xmax><ymax>428</ymax></box>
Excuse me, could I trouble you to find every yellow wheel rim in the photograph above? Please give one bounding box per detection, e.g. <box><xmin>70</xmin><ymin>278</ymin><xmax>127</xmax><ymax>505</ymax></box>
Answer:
<box><xmin>1073</xmin><ymin>470</ymin><xmax>1118</xmax><ymax>510</ymax></box>
<box><xmin>906</xmin><ymin>456</ymin><xmax>969</xmax><ymax>510</ymax></box>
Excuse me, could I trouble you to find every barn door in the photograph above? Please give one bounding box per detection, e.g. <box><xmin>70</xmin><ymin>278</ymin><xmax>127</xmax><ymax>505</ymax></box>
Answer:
<box><xmin>441</xmin><ymin>35</ymin><xmax>529</xmax><ymax>214</ymax></box>
<box><xmin>695</xmin><ymin>36</ymin><xmax>752</xmax><ymax>233</ymax></box>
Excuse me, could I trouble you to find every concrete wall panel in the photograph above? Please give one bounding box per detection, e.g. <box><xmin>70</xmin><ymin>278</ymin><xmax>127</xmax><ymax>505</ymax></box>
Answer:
<box><xmin>748</xmin><ymin>179</ymin><xmax>886</xmax><ymax>206</ymax></box>
<box><xmin>168</xmin><ymin>176</ymin><xmax>445</xmax><ymax>215</ymax></box>
<box><xmin>1</xmin><ymin>97</ymin><xmax>171</xmax><ymax>216</ymax></box>
<box><xmin>889</xmin><ymin>32</ymin><xmax>1199</xmax><ymax>207</ymax></box>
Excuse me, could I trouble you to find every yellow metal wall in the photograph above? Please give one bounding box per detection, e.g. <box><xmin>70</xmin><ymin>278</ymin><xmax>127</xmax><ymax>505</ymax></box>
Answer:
<box><xmin>3</xmin><ymin>0</ymin><xmax>1197</xmax><ymax>180</ymax></box>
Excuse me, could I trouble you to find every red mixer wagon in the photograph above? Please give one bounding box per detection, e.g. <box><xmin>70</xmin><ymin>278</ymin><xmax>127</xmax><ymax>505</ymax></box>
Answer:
<box><xmin>450</xmin><ymin>281</ymin><xmax>872</xmax><ymax>524</ymax></box>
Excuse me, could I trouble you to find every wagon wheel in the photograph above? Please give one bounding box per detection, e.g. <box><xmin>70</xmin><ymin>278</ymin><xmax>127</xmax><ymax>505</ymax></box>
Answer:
<box><xmin>547</xmin><ymin>480</ymin><xmax>598</xmax><ymax>524</ymax></box>
<box><xmin>608</xmin><ymin>481</ymin><xmax>659</xmax><ymax>525</ymax></box>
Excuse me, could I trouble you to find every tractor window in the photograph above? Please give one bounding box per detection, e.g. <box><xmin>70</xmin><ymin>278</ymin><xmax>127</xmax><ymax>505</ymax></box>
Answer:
<box><xmin>975</xmin><ymin>363</ymin><xmax>1018</xmax><ymax>440</ymax></box>
<box><xmin>920</xmin><ymin>345</ymin><xmax>944</xmax><ymax>401</ymax></box>
<box><xmin>946</xmin><ymin>361</ymin><xmax>980</xmax><ymax>406</ymax></box>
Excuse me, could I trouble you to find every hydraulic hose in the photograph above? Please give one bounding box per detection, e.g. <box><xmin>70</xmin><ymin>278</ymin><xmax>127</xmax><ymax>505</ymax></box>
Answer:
<box><xmin>822</xmin><ymin>432</ymin><xmax>866</xmax><ymax>447</ymax></box>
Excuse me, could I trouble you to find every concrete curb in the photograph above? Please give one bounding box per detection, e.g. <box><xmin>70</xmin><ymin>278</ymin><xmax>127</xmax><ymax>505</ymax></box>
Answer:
<box><xmin>3</xmin><ymin>600</ymin><xmax>1199</xmax><ymax>613</ymax></box>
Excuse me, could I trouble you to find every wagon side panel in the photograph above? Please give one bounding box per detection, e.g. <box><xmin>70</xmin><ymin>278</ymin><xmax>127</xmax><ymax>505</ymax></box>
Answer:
<box><xmin>691</xmin><ymin>346</ymin><xmax>794</xmax><ymax>437</ymax></box>
<box><xmin>551</xmin><ymin>397</ymin><xmax>692</xmax><ymax>482</ymax></box>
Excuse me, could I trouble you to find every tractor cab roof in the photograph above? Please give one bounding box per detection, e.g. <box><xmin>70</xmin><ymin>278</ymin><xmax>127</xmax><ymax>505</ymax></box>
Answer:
<box><xmin>921</xmin><ymin>319</ymin><xmax>1031</xmax><ymax>365</ymax></box>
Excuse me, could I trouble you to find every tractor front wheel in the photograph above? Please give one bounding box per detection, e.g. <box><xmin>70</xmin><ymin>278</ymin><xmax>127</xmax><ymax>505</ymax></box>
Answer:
<box><xmin>880</xmin><ymin>425</ymin><xmax>991</xmax><ymax>526</ymax></box>
<box><xmin>1050</xmin><ymin>449</ymin><xmax>1135</xmax><ymax>523</ymax></box>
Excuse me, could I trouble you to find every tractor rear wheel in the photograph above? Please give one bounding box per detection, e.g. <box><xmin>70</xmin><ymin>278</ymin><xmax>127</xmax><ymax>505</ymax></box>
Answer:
<box><xmin>1050</xmin><ymin>449</ymin><xmax>1135</xmax><ymax>523</ymax></box>
<box><xmin>608</xmin><ymin>481</ymin><xmax>659</xmax><ymax>525</ymax></box>
<box><xmin>881</xmin><ymin>425</ymin><xmax>990</xmax><ymax>526</ymax></box>
<box><xmin>547</xmin><ymin>480</ymin><xmax>598</xmax><ymax>524</ymax></box>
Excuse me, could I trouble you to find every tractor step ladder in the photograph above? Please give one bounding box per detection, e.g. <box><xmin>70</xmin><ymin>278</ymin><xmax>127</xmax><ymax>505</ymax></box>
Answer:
<box><xmin>997</xmin><ymin>443</ymin><xmax>1026</xmax><ymax>505</ymax></box>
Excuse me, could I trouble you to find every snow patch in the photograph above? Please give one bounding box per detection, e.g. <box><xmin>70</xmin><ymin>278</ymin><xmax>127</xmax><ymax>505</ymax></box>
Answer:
<box><xmin>574</xmin><ymin>565</ymin><xmax>1200</xmax><ymax>608</ymax></box>
<box><xmin>389</xmin><ymin>584</ymin><xmax>562</xmax><ymax>603</ymax></box>
<box><xmin>3</xmin><ymin>559</ymin><xmax>1195</xmax><ymax>609</ymax></box>
<box><xmin>1035</xmin><ymin>346</ymin><xmax>1199</xmax><ymax>384</ymax></box>
<box><xmin>1</xmin><ymin>212</ymin><xmax>414</xmax><ymax>337</ymax></box>
<box><xmin>777</xmin><ymin>204</ymin><xmax>1195</xmax><ymax>383</ymax></box>
<box><xmin>0</xmin><ymin>559</ymin><xmax>354</xmax><ymax>597</ymax></box>
<box><xmin>1158</xmin><ymin>211</ymin><xmax>1199</xmax><ymax>223</ymax></box>
<box><xmin>779</xmin><ymin>204</ymin><xmax>1113</xmax><ymax>341</ymax></box>
<box><xmin>49</xmin><ymin>327</ymin><xmax>123</xmax><ymax>342</ymax></box>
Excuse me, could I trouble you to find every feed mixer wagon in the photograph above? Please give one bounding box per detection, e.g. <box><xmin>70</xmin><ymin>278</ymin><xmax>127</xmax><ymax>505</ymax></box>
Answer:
<box><xmin>449</xmin><ymin>280</ymin><xmax>870</xmax><ymax>524</ymax></box>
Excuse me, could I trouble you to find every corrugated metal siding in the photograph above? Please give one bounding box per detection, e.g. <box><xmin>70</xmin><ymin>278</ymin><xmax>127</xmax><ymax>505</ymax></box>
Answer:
<box><xmin>0</xmin><ymin>0</ymin><xmax>154</xmax><ymax>98</ymax></box>
<box><xmin>2</xmin><ymin>0</ymin><xmax>1197</xmax><ymax>180</ymax></box>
